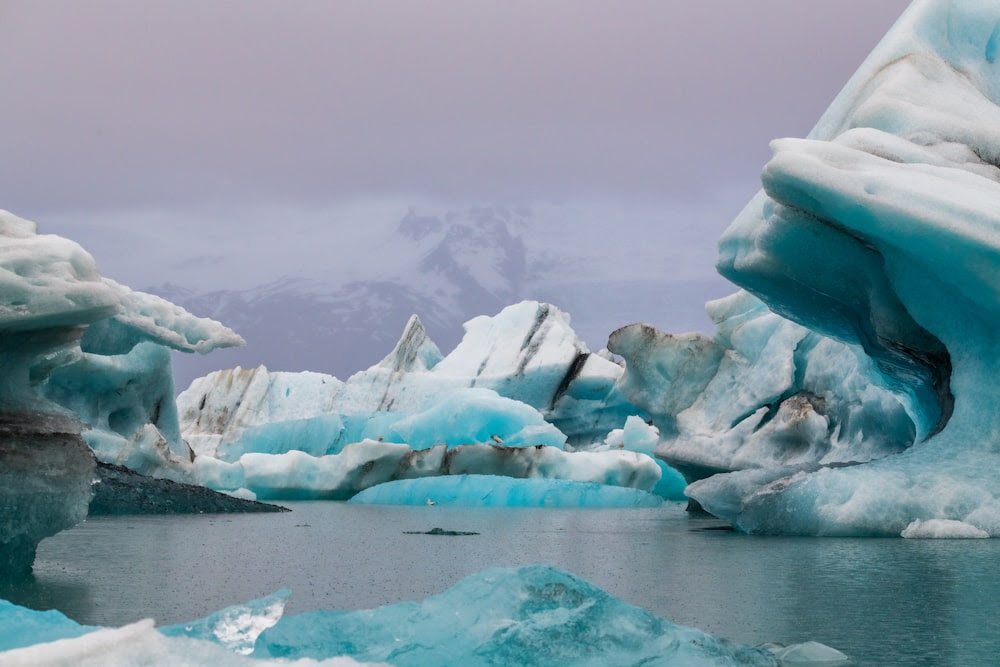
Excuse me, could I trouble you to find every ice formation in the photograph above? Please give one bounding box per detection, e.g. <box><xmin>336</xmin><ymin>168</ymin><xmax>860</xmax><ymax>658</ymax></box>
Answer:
<box><xmin>348</xmin><ymin>474</ymin><xmax>665</xmax><ymax>507</ymax></box>
<box><xmin>161</xmin><ymin>590</ymin><xmax>292</xmax><ymax>655</ymax></box>
<box><xmin>179</xmin><ymin>302</ymin><xmax>672</xmax><ymax>501</ymax></box>
<box><xmin>0</xmin><ymin>565</ymin><xmax>851</xmax><ymax>665</ymax></box>
<box><xmin>254</xmin><ymin>566</ymin><xmax>781</xmax><ymax>665</ymax></box>
<box><xmin>609</xmin><ymin>292</ymin><xmax>914</xmax><ymax>487</ymax></box>
<box><xmin>900</xmin><ymin>518</ymin><xmax>990</xmax><ymax>539</ymax></box>
<box><xmin>0</xmin><ymin>210</ymin><xmax>243</xmax><ymax>576</ymax></box>
<box><xmin>195</xmin><ymin>440</ymin><xmax>659</xmax><ymax>501</ymax></box>
<box><xmin>668</xmin><ymin>0</ymin><xmax>1000</xmax><ymax>535</ymax></box>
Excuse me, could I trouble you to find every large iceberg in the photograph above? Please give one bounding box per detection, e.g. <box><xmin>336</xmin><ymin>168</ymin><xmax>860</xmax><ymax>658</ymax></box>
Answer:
<box><xmin>0</xmin><ymin>210</ymin><xmax>244</xmax><ymax>577</ymax></box>
<box><xmin>178</xmin><ymin>302</ymin><xmax>670</xmax><ymax>501</ymax></box>
<box><xmin>253</xmin><ymin>566</ymin><xmax>783</xmax><ymax>665</ymax></box>
<box><xmin>0</xmin><ymin>566</ymin><xmax>831</xmax><ymax>665</ymax></box>
<box><xmin>661</xmin><ymin>0</ymin><xmax>1000</xmax><ymax>535</ymax></box>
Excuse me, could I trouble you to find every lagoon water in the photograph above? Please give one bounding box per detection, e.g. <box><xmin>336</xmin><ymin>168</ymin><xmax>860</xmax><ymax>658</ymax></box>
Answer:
<box><xmin>6</xmin><ymin>501</ymin><xmax>1000</xmax><ymax>666</ymax></box>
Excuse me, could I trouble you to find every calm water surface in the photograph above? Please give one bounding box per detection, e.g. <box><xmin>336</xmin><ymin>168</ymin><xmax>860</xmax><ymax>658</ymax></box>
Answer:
<box><xmin>6</xmin><ymin>502</ymin><xmax>1000</xmax><ymax>666</ymax></box>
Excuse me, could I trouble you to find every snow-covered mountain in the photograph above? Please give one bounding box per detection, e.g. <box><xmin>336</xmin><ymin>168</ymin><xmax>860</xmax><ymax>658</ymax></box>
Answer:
<box><xmin>150</xmin><ymin>205</ymin><xmax>730</xmax><ymax>389</ymax></box>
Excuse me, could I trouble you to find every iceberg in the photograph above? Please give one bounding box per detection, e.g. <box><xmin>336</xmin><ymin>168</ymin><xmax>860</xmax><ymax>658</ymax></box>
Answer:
<box><xmin>0</xmin><ymin>210</ymin><xmax>245</xmax><ymax>577</ymax></box>
<box><xmin>253</xmin><ymin>566</ymin><xmax>780</xmax><ymax>665</ymax></box>
<box><xmin>609</xmin><ymin>292</ymin><xmax>915</xmax><ymax>486</ymax></box>
<box><xmin>179</xmin><ymin>302</ymin><xmax>673</xmax><ymax>501</ymax></box>
<box><xmin>160</xmin><ymin>590</ymin><xmax>292</xmax><ymax>655</ymax></box>
<box><xmin>663</xmin><ymin>0</ymin><xmax>1000</xmax><ymax>534</ymax></box>
<box><xmin>0</xmin><ymin>566</ymin><xmax>849</xmax><ymax>665</ymax></box>
<box><xmin>0</xmin><ymin>598</ymin><xmax>98</xmax><ymax>651</ymax></box>
<box><xmin>900</xmin><ymin>519</ymin><xmax>990</xmax><ymax>539</ymax></box>
<box><xmin>194</xmin><ymin>441</ymin><xmax>660</xmax><ymax>501</ymax></box>
<box><xmin>348</xmin><ymin>474</ymin><xmax>665</xmax><ymax>507</ymax></box>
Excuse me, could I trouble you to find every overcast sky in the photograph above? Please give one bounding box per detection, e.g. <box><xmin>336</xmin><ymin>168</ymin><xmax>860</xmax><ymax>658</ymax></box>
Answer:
<box><xmin>0</xmin><ymin>1</ymin><xmax>912</xmax><ymax>299</ymax></box>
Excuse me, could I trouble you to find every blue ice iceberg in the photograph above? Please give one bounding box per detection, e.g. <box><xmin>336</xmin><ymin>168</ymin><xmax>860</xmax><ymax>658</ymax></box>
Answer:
<box><xmin>0</xmin><ymin>599</ymin><xmax>97</xmax><ymax>651</ymax></box>
<box><xmin>671</xmin><ymin>0</ymin><xmax>1000</xmax><ymax>535</ymax></box>
<box><xmin>611</xmin><ymin>293</ymin><xmax>915</xmax><ymax>482</ymax></box>
<box><xmin>349</xmin><ymin>474</ymin><xmax>665</xmax><ymax>507</ymax></box>
<box><xmin>179</xmin><ymin>303</ymin><xmax>675</xmax><ymax>501</ymax></box>
<box><xmin>197</xmin><ymin>441</ymin><xmax>661</xmax><ymax>501</ymax></box>
<box><xmin>0</xmin><ymin>567</ymin><xmax>850</xmax><ymax>665</ymax></box>
<box><xmin>253</xmin><ymin>566</ymin><xmax>780</xmax><ymax>665</ymax></box>
<box><xmin>0</xmin><ymin>211</ymin><xmax>243</xmax><ymax>576</ymax></box>
<box><xmin>160</xmin><ymin>589</ymin><xmax>291</xmax><ymax>655</ymax></box>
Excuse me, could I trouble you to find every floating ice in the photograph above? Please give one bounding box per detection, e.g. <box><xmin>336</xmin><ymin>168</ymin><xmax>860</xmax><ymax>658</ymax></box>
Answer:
<box><xmin>0</xmin><ymin>598</ymin><xmax>97</xmax><ymax>651</ymax></box>
<box><xmin>0</xmin><ymin>619</ymin><xmax>370</xmax><ymax>666</ymax></box>
<box><xmin>602</xmin><ymin>416</ymin><xmax>686</xmax><ymax>498</ymax></box>
<box><xmin>0</xmin><ymin>567</ymin><xmax>850</xmax><ymax>665</ymax></box>
<box><xmin>349</xmin><ymin>474</ymin><xmax>665</xmax><ymax>507</ymax></box>
<box><xmin>196</xmin><ymin>441</ymin><xmax>660</xmax><ymax>501</ymax></box>
<box><xmin>388</xmin><ymin>387</ymin><xmax>568</xmax><ymax>450</ymax></box>
<box><xmin>766</xmin><ymin>641</ymin><xmax>849</xmax><ymax>664</ymax></box>
<box><xmin>633</xmin><ymin>0</ymin><xmax>1000</xmax><ymax>535</ymax></box>
<box><xmin>901</xmin><ymin>519</ymin><xmax>990</xmax><ymax>539</ymax></box>
<box><xmin>161</xmin><ymin>590</ymin><xmax>291</xmax><ymax>655</ymax></box>
<box><xmin>0</xmin><ymin>210</ymin><xmax>245</xmax><ymax>576</ymax></box>
<box><xmin>253</xmin><ymin>565</ymin><xmax>780</xmax><ymax>665</ymax></box>
<box><xmin>610</xmin><ymin>293</ymin><xmax>915</xmax><ymax>485</ymax></box>
<box><xmin>179</xmin><ymin>302</ymin><xmax>669</xmax><ymax>501</ymax></box>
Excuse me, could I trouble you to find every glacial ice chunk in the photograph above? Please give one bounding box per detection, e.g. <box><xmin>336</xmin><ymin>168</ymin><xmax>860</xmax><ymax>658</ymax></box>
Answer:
<box><xmin>0</xmin><ymin>598</ymin><xmax>97</xmax><ymax>651</ymax></box>
<box><xmin>610</xmin><ymin>292</ymin><xmax>914</xmax><ymax>487</ymax></box>
<box><xmin>161</xmin><ymin>590</ymin><xmax>291</xmax><ymax>655</ymax></box>
<box><xmin>602</xmin><ymin>415</ymin><xmax>686</xmax><ymax>498</ymax></box>
<box><xmin>388</xmin><ymin>387</ymin><xmax>567</xmax><ymax>450</ymax></box>
<box><xmin>197</xmin><ymin>441</ymin><xmax>660</xmax><ymax>501</ymax></box>
<box><xmin>0</xmin><ymin>568</ymin><xmax>849</xmax><ymax>665</ymax></box>
<box><xmin>901</xmin><ymin>519</ymin><xmax>990</xmax><ymax>539</ymax></box>
<box><xmin>254</xmin><ymin>565</ymin><xmax>780</xmax><ymax>665</ymax></box>
<box><xmin>650</xmin><ymin>0</ymin><xmax>1000</xmax><ymax>535</ymax></box>
<box><xmin>0</xmin><ymin>618</ymin><xmax>371</xmax><ymax>666</ymax></box>
<box><xmin>0</xmin><ymin>209</ymin><xmax>246</xmax><ymax>575</ymax></box>
<box><xmin>178</xmin><ymin>301</ymin><xmax>671</xmax><ymax>502</ymax></box>
<box><xmin>349</xmin><ymin>474</ymin><xmax>665</xmax><ymax>507</ymax></box>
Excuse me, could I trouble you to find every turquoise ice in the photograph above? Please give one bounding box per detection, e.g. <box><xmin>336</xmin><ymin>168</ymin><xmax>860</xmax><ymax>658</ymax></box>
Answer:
<box><xmin>349</xmin><ymin>474</ymin><xmax>666</xmax><ymax>507</ymax></box>
<box><xmin>690</xmin><ymin>0</ymin><xmax>1000</xmax><ymax>535</ymax></box>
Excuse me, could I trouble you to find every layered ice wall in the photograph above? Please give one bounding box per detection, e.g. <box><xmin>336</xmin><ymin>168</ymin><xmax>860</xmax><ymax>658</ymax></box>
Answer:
<box><xmin>0</xmin><ymin>212</ymin><xmax>117</xmax><ymax>576</ymax></box>
<box><xmin>610</xmin><ymin>291</ymin><xmax>916</xmax><ymax>484</ymax></box>
<box><xmin>0</xmin><ymin>210</ymin><xmax>243</xmax><ymax>576</ymax></box>
<box><xmin>178</xmin><ymin>302</ymin><xmax>673</xmax><ymax>501</ymax></box>
<box><xmin>695</xmin><ymin>0</ymin><xmax>1000</xmax><ymax>535</ymax></box>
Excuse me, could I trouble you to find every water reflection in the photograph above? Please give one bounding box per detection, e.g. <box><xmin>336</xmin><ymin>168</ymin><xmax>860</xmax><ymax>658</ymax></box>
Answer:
<box><xmin>0</xmin><ymin>572</ymin><xmax>93</xmax><ymax>622</ymax></box>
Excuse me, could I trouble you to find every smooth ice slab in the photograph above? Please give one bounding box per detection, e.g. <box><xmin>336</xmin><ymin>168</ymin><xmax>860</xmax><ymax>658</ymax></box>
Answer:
<box><xmin>348</xmin><ymin>474</ymin><xmax>665</xmax><ymax>507</ymax></box>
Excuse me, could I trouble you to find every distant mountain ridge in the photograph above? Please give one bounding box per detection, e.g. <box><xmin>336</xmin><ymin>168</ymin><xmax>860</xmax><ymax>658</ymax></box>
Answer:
<box><xmin>150</xmin><ymin>206</ymin><xmax>729</xmax><ymax>390</ymax></box>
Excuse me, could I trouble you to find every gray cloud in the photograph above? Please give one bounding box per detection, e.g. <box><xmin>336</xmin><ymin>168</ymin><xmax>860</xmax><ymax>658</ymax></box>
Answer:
<box><xmin>0</xmin><ymin>1</ymin><xmax>911</xmax><ymax>215</ymax></box>
<box><xmin>0</xmin><ymin>1</ymin><xmax>915</xmax><ymax>378</ymax></box>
